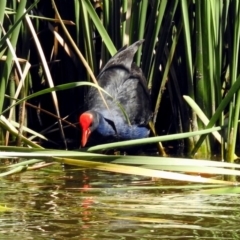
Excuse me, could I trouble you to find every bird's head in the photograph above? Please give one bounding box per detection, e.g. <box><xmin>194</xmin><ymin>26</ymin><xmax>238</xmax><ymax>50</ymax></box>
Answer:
<box><xmin>79</xmin><ymin>111</ymin><xmax>99</xmax><ymax>147</ymax></box>
<box><xmin>79</xmin><ymin>112</ymin><xmax>93</xmax><ymax>147</ymax></box>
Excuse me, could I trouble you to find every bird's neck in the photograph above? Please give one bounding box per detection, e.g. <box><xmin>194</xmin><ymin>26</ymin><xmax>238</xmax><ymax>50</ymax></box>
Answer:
<box><xmin>96</xmin><ymin>113</ymin><xmax>117</xmax><ymax>137</ymax></box>
<box><xmin>95</xmin><ymin>112</ymin><xmax>149</xmax><ymax>140</ymax></box>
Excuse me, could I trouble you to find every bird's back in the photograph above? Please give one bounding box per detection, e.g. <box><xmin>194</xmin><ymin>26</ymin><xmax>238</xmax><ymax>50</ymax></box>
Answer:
<box><xmin>87</xmin><ymin>40</ymin><xmax>152</xmax><ymax>126</ymax></box>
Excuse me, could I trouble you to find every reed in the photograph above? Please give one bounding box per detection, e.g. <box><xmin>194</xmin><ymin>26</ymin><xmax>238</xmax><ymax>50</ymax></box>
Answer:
<box><xmin>0</xmin><ymin>0</ymin><xmax>240</xmax><ymax>168</ymax></box>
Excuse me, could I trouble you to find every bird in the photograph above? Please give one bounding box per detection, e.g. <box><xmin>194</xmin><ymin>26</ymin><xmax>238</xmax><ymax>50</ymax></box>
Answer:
<box><xmin>79</xmin><ymin>39</ymin><xmax>152</xmax><ymax>147</ymax></box>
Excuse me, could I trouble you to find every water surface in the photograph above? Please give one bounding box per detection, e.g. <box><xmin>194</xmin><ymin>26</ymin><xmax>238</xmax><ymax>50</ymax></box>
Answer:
<box><xmin>0</xmin><ymin>165</ymin><xmax>239</xmax><ymax>239</ymax></box>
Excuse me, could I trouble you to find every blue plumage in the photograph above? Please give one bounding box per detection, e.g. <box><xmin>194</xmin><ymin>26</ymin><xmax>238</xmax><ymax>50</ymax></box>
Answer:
<box><xmin>79</xmin><ymin>40</ymin><xmax>152</xmax><ymax>147</ymax></box>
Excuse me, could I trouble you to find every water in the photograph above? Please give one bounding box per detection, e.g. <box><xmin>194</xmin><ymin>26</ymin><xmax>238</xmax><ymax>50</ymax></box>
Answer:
<box><xmin>0</xmin><ymin>165</ymin><xmax>240</xmax><ymax>239</ymax></box>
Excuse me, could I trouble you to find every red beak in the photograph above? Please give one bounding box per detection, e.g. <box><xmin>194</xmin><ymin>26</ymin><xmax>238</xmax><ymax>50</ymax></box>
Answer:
<box><xmin>81</xmin><ymin>128</ymin><xmax>91</xmax><ymax>147</ymax></box>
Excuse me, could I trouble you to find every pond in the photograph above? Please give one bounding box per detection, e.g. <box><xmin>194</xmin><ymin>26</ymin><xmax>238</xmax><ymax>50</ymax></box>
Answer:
<box><xmin>0</xmin><ymin>165</ymin><xmax>240</xmax><ymax>239</ymax></box>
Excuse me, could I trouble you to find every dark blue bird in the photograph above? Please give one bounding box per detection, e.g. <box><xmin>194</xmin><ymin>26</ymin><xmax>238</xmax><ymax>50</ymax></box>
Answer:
<box><xmin>79</xmin><ymin>40</ymin><xmax>152</xmax><ymax>147</ymax></box>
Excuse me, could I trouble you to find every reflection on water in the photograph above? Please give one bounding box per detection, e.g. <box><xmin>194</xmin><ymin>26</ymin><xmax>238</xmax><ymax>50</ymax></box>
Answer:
<box><xmin>0</xmin><ymin>166</ymin><xmax>240</xmax><ymax>239</ymax></box>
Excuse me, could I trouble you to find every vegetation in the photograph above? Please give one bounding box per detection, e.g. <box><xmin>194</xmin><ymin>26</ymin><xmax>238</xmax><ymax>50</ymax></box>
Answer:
<box><xmin>0</xmin><ymin>0</ymin><xmax>240</xmax><ymax>183</ymax></box>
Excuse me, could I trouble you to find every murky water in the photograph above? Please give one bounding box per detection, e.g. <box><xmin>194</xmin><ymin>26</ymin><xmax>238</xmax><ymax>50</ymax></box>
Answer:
<box><xmin>0</xmin><ymin>165</ymin><xmax>240</xmax><ymax>239</ymax></box>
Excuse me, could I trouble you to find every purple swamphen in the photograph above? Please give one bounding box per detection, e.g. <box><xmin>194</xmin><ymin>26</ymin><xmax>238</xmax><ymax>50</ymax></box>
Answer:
<box><xmin>79</xmin><ymin>40</ymin><xmax>152</xmax><ymax>147</ymax></box>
